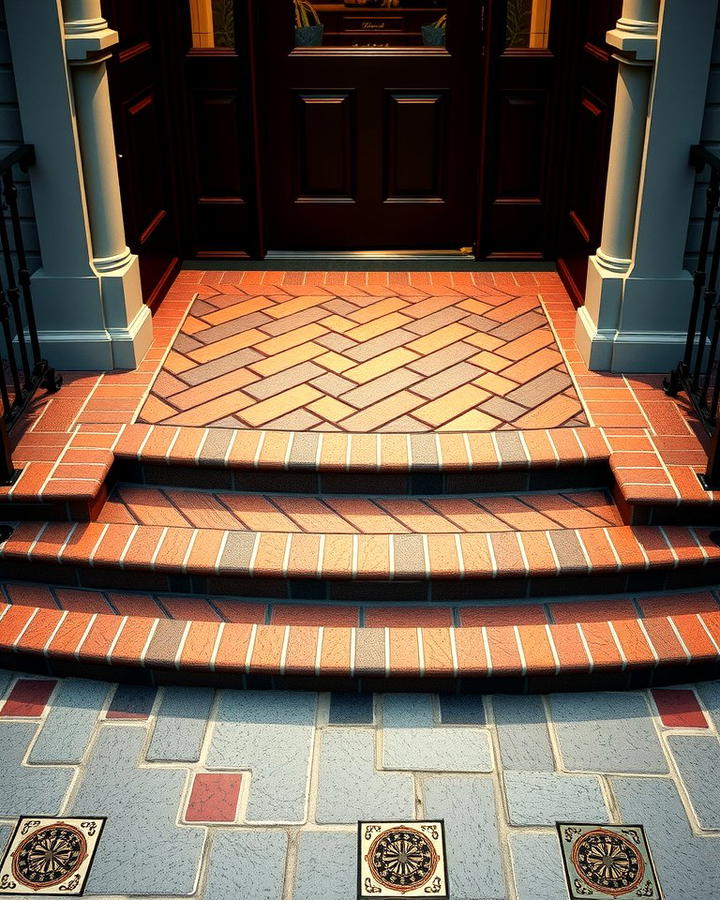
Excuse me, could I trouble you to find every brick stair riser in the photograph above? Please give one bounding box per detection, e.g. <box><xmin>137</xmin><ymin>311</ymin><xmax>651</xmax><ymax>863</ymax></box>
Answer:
<box><xmin>2</xmin><ymin>558</ymin><xmax>719</xmax><ymax>602</ymax></box>
<box><xmin>2</xmin><ymin>643</ymin><xmax>719</xmax><ymax>695</ymax></box>
<box><xmin>117</xmin><ymin>460</ymin><xmax>611</xmax><ymax>497</ymax></box>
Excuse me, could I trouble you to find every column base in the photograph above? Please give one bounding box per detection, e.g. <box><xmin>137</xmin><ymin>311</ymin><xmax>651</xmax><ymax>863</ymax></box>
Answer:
<box><xmin>28</xmin><ymin>267</ymin><xmax>154</xmax><ymax>371</ymax></box>
<box><xmin>575</xmin><ymin>305</ymin><xmax>688</xmax><ymax>373</ymax></box>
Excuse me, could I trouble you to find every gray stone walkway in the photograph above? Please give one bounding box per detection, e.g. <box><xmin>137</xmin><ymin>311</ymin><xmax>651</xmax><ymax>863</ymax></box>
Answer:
<box><xmin>0</xmin><ymin>670</ymin><xmax>718</xmax><ymax>899</ymax></box>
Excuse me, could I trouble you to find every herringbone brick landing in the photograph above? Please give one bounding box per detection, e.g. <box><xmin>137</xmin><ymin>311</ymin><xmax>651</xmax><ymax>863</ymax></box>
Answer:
<box><xmin>138</xmin><ymin>273</ymin><xmax>587</xmax><ymax>431</ymax></box>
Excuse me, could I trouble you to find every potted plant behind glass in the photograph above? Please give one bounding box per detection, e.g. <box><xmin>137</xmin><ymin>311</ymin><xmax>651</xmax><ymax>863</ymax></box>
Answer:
<box><xmin>422</xmin><ymin>12</ymin><xmax>446</xmax><ymax>46</ymax></box>
<box><xmin>294</xmin><ymin>0</ymin><xmax>324</xmax><ymax>46</ymax></box>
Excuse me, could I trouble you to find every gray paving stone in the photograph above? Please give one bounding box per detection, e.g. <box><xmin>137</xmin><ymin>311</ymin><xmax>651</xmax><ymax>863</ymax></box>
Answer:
<box><xmin>423</xmin><ymin>777</ymin><xmax>505</xmax><ymax>900</ymax></box>
<box><xmin>207</xmin><ymin>691</ymin><xmax>317</xmax><ymax>824</ymax></box>
<box><xmin>439</xmin><ymin>694</ymin><xmax>486</xmax><ymax>725</ymax></box>
<box><xmin>492</xmin><ymin>695</ymin><xmax>554</xmax><ymax>771</ymax></box>
<box><xmin>203</xmin><ymin>830</ymin><xmax>288</xmax><ymax>900</ymax></box>
<box><xmin>315</xmin><ymin>729</ymin><xmax>414</xmax><ymax>824</ymax></box>
<box><xmin>328</xmin><ymin>692</ymin><xmax>374</xmax><ymax>724</ymax></box>
<box><xmin>382</xmin><ymin>694</ymin><xmax>493</xmax><ymax>772</ymax></box>
<box><xmin>293</xmin><ymin>831</ymin><xmax>356</xmax><ymax>900</ymax></box>
<box><xmin>29</xmin><ymin>678</ymin><xmax>109</xmax><ymax>764</ymax></box>
<box><xmin>611</xmin><ymin>776</ymin><xmax>720</xmax><ymax>899</ymax></box>
<box><xmin>71</xmin><ymin>725</ymin><xmax>205</xmax><ymax>896</ymax></box>
<box><xmin>696</xmin><ymin>680</ymin><xmax>720</xmax><ymax>730</ymax></box>
<box><xmin>107</xmin><ymin>683</ymin><xmax>156</xmax><ymax>718</ymax></box>
<box><xmin>504</xmin><ymin>772</ymin><xmax>609</xmax><ymax>826</ymax></box>
<box><xmin>0</xmin><ymin>823</ymin><xmax>12</xmax><ymax>855</ymax></box>
<box><xmin>509</xmin><ymin>832</ymin><xmax>569</xmax><ymax>900</ymax></box>
<box><xmin>147</xmin><ymin>686</ymin><xmax>214</xmax><ymax>762</ymax></box>
<box><xmin>0</xmin><ymin>669</ymin><xmax>13</xmax><ymax>698</ymax></box>
<box><xmin>0</xmin><ymin>723</ymin><xmax>74</xmax><ymax>817</ymax></box>
<box><xmin>548</xmin><ymin>691</ymin><xmax>668</xmax><ymax>774</ymax></box>
<box><xmin>667</xmin><ymin>734</ymin><xmax>720</xmax><ymax>828</ymax></box>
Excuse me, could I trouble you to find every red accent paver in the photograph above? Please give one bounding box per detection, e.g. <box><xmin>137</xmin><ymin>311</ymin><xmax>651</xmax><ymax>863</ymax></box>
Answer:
<box><xmin>652</xmin><ymin>688</ymin><xmax>708</xmax><ymax>728</ymax></box>
<box><xmin>1</xmin><ymin>679</ymin><xmax>57</xmax><ymax>716</ymax></box>
<box><xmin>185</xmin><ymin>773</ymin><xmax>242</xmax><ymax>822</ymax></box>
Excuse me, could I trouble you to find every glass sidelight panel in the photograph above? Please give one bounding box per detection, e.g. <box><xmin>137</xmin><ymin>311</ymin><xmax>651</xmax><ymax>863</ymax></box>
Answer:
<box><xmin>292</xmin><ymin>1</ymin><xmax>449</xmax><ymax>50</ymax></box>
<box><xmin>506</xmin><ymin>0</ymin><xmax>552</xmax><ymax>49</ymax></box>
<box><xmin>189</xmin><ymin>0</ymin><xmax>235</xmax><ymax>49</ymax></box>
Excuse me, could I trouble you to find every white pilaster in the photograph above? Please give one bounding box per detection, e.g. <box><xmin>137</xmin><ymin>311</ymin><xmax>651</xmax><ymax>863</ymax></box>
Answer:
<box><xmin>576</xmin><ymin>0</ymin><xmax>719</xmax><ymax>372</ymax></box>
<box><xmin>63</xmin><ymin>0</ymin><xmax>152</xmax><ymax>370</ymax></box>
<box><xmin>2</xmin><ymin>0</ymin><xmax>152</xmax><ymax>370</ymax></box>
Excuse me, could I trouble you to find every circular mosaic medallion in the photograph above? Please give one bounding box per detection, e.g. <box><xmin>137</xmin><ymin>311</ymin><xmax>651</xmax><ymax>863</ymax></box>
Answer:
<box><xmin>572</xmin><ymin>829</ymin><xmax>644</xmax><ymax>896</ymax></box>
<box><xmin>11</xmin><ymin>822</ymin><xmax>88</xmax><ymax>890</ymax></box>
<box><xmin>366</xmin><ymin>826</ymin><xmax>439</xmax><ymax>894</ymax></box>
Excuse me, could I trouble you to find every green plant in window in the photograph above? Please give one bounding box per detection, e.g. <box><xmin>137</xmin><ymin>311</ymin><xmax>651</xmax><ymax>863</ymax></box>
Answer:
<box><xmin>212</xmin><ymin>0</ymin><xmax>234</xmax><ymax>48</ymax></box>
<box><xmin>294</xmin><ymin>0</ymin><xmax>321</xmax><ymax>28</ymax></box>
<box><xmin>506</xmin><ymin>0</ymin><xmax>531</xmax><ymax>48</ymax></box>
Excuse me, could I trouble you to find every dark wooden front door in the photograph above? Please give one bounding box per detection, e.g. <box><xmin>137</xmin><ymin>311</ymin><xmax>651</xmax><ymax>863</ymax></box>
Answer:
<box><xmin>103</xmin><ymin>0</ymin><xmax>184</xmax><ymax>307</ymax></box>
<box><xmin>256</xmin><ymin>1</ymin><xmax>484</xmax><ymax>251</ymax></box>
<box><xmin>554</xmin><ymin>0</ymin><xmax>623</xmax><ymax>305</ymax></box>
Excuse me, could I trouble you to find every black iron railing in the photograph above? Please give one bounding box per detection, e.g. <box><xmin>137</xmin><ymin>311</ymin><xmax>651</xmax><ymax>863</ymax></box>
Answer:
<box><xmin>0</xmin><ymin>145</ymin><xmax>61</xmax><ymax>486</ymax></box>
<box><xmin>665</xmin><ymin>145</ymin><xmax>720</xmax><ymax>489</ymax></box>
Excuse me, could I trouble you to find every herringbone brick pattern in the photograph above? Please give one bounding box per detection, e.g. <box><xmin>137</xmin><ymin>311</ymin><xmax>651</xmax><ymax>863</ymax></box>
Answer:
<box><xmin>138</xmin><ymin>276</ymin><xmax>587</xmax><ymax>431</ymax></box>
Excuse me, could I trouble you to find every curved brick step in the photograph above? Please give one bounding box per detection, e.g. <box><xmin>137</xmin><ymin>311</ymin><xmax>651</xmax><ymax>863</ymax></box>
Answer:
<box><xmin>1</xmin><ymin>521</ymin><xmax>719</xmax><ymax>601</ymax></box>
<box><xmin>99</xmin><ymin>486</ymin><xmax>622</xmax><ymax>533</ymax></box>
<box><xmin>1</xmin><ymin>595</ymin><xmax>718</xmax><ymax>691</ymax></box>
<box><xmin>115</xmin><ymin>424</ymin><xmax>610</xmax><ymax>494</ymax></box>
<box><xmin>3</xmin><ymin>581</ymin><xmax>718</xmax><ymax>630</ymax></box>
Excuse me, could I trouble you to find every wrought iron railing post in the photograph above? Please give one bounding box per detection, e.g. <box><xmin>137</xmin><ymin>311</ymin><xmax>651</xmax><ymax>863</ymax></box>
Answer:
<box><xmin>0</xmin><ymin>144</ymin><xmax>61</xmax><ymax>483</ymax></box>
<box><xmin>666</xmin><ymin>144</ymin><xmax>720</xmax><ymax>489</ymax></box>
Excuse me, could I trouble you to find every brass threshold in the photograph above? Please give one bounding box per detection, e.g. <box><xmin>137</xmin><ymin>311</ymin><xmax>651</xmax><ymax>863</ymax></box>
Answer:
<box><xmin>266</xmin><ymin>248</ymin><xmax>476</xmax><ymax>260</ymax></box>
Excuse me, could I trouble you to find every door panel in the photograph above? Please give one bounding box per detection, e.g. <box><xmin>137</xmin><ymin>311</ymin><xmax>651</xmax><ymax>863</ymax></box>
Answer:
<box><xmin>386</xmin><ymin>93</ymin><xmax>446</xmax><ymax>198</ymax></box>
<box><xmin>480</xmin><ymin>1</ymin><xmax>557</xmax><ymax>259</ymax></box>
<box><xmin>555</xmin><ymin>0</ymin><xmax>622</xmax><ymax>305</ymax></box>
<box><xmin>296</xmin><ymin>92</ymin><xmax>355</xmax><ymax>198</ymax></box>
<box><xmin>257</xmin><ymin>0</ymin><xmax>484</xmax><ymax>251</ymax></box>
<box><xmin>103</xmin><ymin>0</ymin><xmax>183</xmax><ymax>307</ymax></box>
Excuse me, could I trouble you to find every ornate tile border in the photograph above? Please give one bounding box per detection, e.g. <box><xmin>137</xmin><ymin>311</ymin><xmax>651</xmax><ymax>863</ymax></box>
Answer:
<box><xmin>0</xmin><ymin>817</ymin><xmax>105</xmax><ymax>895</ymax></box>
<box><xmin>556</xmin><ymin>823</ymin><xmax>662</xmax><ymax>899</ymax></box>
<box><xmin>357</xmin><ymin>820</ymin><xmax>449</xmax><ymax>899</ymax></box>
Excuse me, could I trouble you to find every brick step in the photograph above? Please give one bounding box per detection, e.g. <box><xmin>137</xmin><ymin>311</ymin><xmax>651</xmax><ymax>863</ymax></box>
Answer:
<box><xmin>99</xmin><ymin>485</ymin><xmax>623</xmax><ymax>533</ymax></box>
<box><xmin>1</xmin><ymin>521</ymin><xmax>719</xmax><ymax>601</ymax></box>
<box><xmin>3</xmin><ymin>581</ymin><xmax>717</xmax><ymax>629</ymax></box>
<box><xmin>1</xmin><ymin>590</ymin><xmax>718</xmax><ymax>691</ymax></box>
<box><xmin>113</xmin><ymin>423</ymin><xmax>611</xmax><ymax>495</ymax></box>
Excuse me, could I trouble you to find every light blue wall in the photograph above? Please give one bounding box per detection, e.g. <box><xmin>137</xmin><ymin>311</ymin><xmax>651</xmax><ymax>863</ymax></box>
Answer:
<box><xmin>0</xmin><ymin>0</ymin><xmax>39</xmax><ymax>274</ymax></box>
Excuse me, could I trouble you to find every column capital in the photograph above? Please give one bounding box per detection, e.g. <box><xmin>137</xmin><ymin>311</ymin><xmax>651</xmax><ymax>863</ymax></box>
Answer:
<box><xmin>65</xmin><ymin>27</ymin><xmax>118</xmax><ymax>63</ymax></box>
<box><xmin>63</xmin><ymin>0</ymin><xmax>118</xmax><ymax>62</ymax></box>
<box><xmin>607</xmin><ymin>0</ymin><xmax>659</xmax><ymax>62</ymax></box>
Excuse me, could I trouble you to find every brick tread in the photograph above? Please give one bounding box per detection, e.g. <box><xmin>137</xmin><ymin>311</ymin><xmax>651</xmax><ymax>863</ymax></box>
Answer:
<box><xmin>1</xmin><ymin>598</ymin><xmax>718</xmax><ymax>685</ymax></box>
<box><xmin>99</xmin><ymin>486</ymin><xmax>622</xmax><ymax>533</ymax></box>
<box><xmin>115</xmin><ymin>424</ymin><xmax>609</xmax><ymax>473</ymax></box>
<box><xmin>1</xmin><ymin>521</ymin><xmax>718</xmax><ymax>582</ymax></box>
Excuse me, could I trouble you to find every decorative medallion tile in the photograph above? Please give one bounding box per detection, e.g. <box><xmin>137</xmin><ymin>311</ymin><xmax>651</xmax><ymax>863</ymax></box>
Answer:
<box><xmin>556</xmin><ymin>823</ymin><xmax>662</xmax><ymax>899</ymax></box>
<box><xmin>0</xmin><ymin>817</ymin><xmax>105</xmax><ymax>895</ymax></box>
<box><xmin>357</xmin><ymin>820</ymin><xmax>448</xmax><ymax>899</ymax></box>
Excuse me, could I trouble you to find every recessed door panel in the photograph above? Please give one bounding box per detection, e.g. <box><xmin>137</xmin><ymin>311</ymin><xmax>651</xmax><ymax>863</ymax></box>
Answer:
<box><xmin>295</xmin><ymin>92</ymin><xmax>355</xmax><ymax>199</ymax></box>
<box><xmin>495</xmin><ymin>92</ymin><xmax>546</xmax><ymax>198</ymax></box>
<box><xmin>385</xmin><ymin>92</ymin><xmax>446</xmax><ymax>200</ymax></box>
<box><xmin>194</xmin><ymin>93</ymin><xmax>246</xmax><ymax>197</ymax></box>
